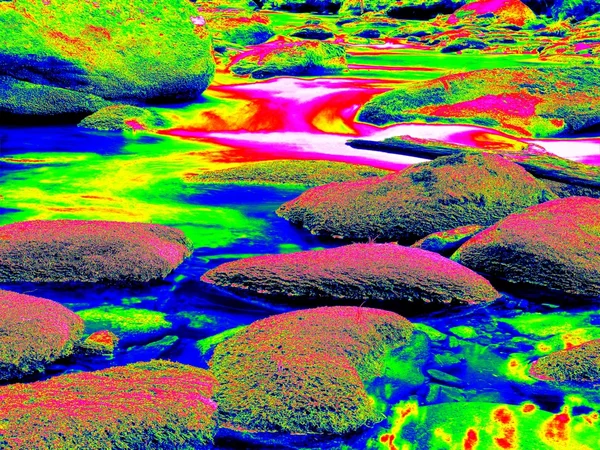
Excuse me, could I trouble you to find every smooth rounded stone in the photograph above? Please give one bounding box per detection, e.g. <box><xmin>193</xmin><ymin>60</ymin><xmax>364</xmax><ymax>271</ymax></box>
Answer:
<box><xmin>79</xmin><ymin>330</ymin><xmax>119</xmax><ymax>356</ymax></box>
<box><xmin>530</xmin><ymin>339</ymin><xmax>600</xmax><ymax>382</ymax></box>
<box><xmin>452</xmin><ymin>197</ymin><xmax>600</xmax><ymax>299</ymax></box>
<box><xmin>290</xmin><ymin>26</ymin><xmax>335</xmax><ymax>40</ymax></box>
<box><xmin>447</xmin><ymin>0</ymin><xmax>537</xmax><ymax>27</ymax></box>
<box><xmin>185</xmin><ymin>159</ymin><xmax>391</xmax><ymax>187</ymax></box>
<box><xmin>209</xmin><ymin>306</ymin><xmax>414</xmax><ymax>434</ymax></box>
<box><xmin>411</xmin><ymin>225</ymin><xmax>486</xmax><ymax>256</ymax></box>
<box><xmin>77</xmin><ymin>105</ymin><xmax>167</xmax><ymax>131</ymax></box>
<box><xmin>230</xmin><ymin>40</ymin><xmax>347</xmax><ymax>79</ymax></box>
<box><xmin>358</xmin><ymin>66</ymin><xmax>600</xmax><ymax>138</ymax></box>
<box><xmin>0</xmin><ymin>220</ymin><xmax>193</xmax><ymax>284</ymax></box>
<box><xmin>77</xmin><ymin>306</ymin><xmax>173</xmax><ymax>347</ymax></box>
<box><xmin>0</xmin><ymin>0</ymin><xmax>214</xmax><ymax>115</ymax></box>
<box><xmin>277</xmin><ymin>153</ymin><xmax>555</xmax><ymax>243</ymax></box>
<box><xmin>202</xmin><ymin>243</ymin><xmax>501</xmax><ymax>307</ymax></box>
<box><xmin>0</xmin><ymin>290</ymin><xmax>84</xmax><ymax>381</ymax></box>
<box><xmin>441</xmin><ymin>37</ymin><xmax>489</xmax><ymax>52</ymax></box>
<box><xmin>0</xmin><ymin>361</ymin><xmax>217</xmax><ymax>449</ymax></box>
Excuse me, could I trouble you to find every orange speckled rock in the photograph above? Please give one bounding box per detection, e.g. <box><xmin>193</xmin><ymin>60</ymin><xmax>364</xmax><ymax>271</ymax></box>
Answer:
<box><xmin>452</xmin><ymin>197</ymin><xmax>600</xmax><ymax>298</ymax></box>
<box><xmin>447</xmin><ymin>0</ymin><xmax>537</xmax><ymax>27</ymax></box>
<box><xmin>0</xmin><ymin>289</ymin><xmax>84</xmax><ymax>381</ymax></box>
<box><xmin>277</xmin><ymin>153</ymin><xmax>555</xmax><ymax>243</ymax></box>
<box><xmin>202</xmin><ymin>243</ymin><xmax>501</xmax><ymax>307</ymax></box>
<box><xmin>0</xmin><ymin>220</ymin><xmax>193</xmax><ymax>284</ymax></box>
<box><xmin>209</xmin><ymin>306</ymin><xmax>413</xmax><ymax>434</ymax></box>
<box><xmin>80</xmin><ymin>330</ymin><xmax>120</xmax><ymax>355</ymax></box>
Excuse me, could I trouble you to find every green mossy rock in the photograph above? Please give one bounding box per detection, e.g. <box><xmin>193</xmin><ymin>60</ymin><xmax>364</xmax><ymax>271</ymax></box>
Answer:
<box><xmin>262</xmin><ymin>0</ymin><xmax>342</xmax><ymax>13</ymax></box>
<box><xmin>359</xmin><ymin>67</ymin><xmax>600</xmax><ymax>137</ymax></box>
<box><xmin>78</xmin><ymin>105</ymin><xmax>168</xmax><ymax>131</ymax></box>
<box><xmin>205</xmin><ymin>9</ymin><xmax>275</xmax><ymax>47</ymax></box>
<box><xmin>230</xmin><ymin>40</ymin><xmax>347</xmax><ymax>79</ymax></box>
<box><xmin>552</xmin><ymin>0</ymin><xmax>600</xmax><ymax>20</ymax></box>
<box><xmin>530</xmin><ymin>339</ymin><xmax>600</xmax><ymax>382</ymax></box>
<box><xmin>0</xmin><ymin>290</ymin><xmax>84</xmax><ymax>381</ymax></box>
<box><xmin>0</xmin><ymin>0</ymin><xmax>215</xmax><ymax>118</ymax></box>
<box><xmin>277</xmin><ymin>153</ymin><xmax>555</xmax><ymax>243</ymax></box>
<box><xmin>0</xmin><ymin>361</ymin><xmax>218</xmax><ymax>449</ymax></box>
<box><xmin>209</xmin><ymin>306</ymin><xmax>414</xmax><ymax>434</ymax></box>
<box><xmin>201</xmin><ymin>243</ymin><xmax>501</xmax><ymax>307</ymax></box>
<box><xmin>0</xmin><ymin>220</ymin><xmax>193</xmax><ymax>284</ymax></box>
<box><xmin>452</xmin><ymin>196</ymin><xmax>600</xmax><ymax>299</ymax></box>
<box><xmin>185</xmin><ymin>159</ymin><xmax>391</xmax><ymax>187</ymax></box>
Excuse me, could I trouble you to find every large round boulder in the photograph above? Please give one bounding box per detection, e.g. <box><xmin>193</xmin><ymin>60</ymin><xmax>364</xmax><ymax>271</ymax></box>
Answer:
<box><xmin>530</xmin><ymin>339</ymin><xmax>600</xmax><ymax>382</ymax></box>
<box><xmin>358</xmin><ymin>67</ymin><xmax>600</xmax><ymax>137</ymax></box>
<box><xmin>0</xmin><ymin>220</ymin><xmax>193</xmax><ymax>284</ymax></box>
<box><xmin>0</xmin><ymin>360</ymin><xmax>217</xmax><ymax>449</ymax></box>
<box><xmin>452</xmin><ymin>197</ymin><xmax>600</xmax><ymax>299</ymax></box>
<box><xmin>0</xmin><ymin>289</ymin><xmax>84</xmax><ymax>381</ymax></box>
<box><xmin>201</xmin><ymin>243</ymin><xmax>501</xmax><ymax>307</ymax></box>
<box><xmin>209</xmin><ymin>306</ymin><xmax>414</xmax><ymax>434</ymax></box>
<box><xmin>0</xmin><ymin>0</ymin><xmax>215</xmax><ymax>119</ymax></box>
<box><xmin>447</xmin><ymin>0</ymin><xmax>537</xmax><ymax>26</ymax></box>
<box><xmin>277</xmin><ymin>153</ymin><xmax>555</xmax><ymax>243</ymax></box>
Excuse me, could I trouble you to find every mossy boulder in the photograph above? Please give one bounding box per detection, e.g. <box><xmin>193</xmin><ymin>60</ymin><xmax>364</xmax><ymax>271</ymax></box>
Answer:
<box><xmin>359</xmin><ymin>67</ymin><xmax>600</xmax><ymax>137</ymax></box>
<box><xmin>185</xmin><ymin>159</ymin><xmax>391</xmax><ymax>187</ymax></box>
<box><xmin>262</xmin><ymin>0</ymin><xmax>342</xmax><ymax>13</ymax></box>
<box><xmin>77</xmin><ymin>306</ymin><xmax>173</xmax><ymax>347</ymax></box>
<box><xmin>441</xmin><ymin>37</ymin><xmax>489</xmax><ymax>52</ymax></box>
<box><xmin>78</xmin><ymin>105</ymin><xmax>168</xmax><ymax>131</ymax></box>
<box><xmin>202</xmin><ymin>243</ymin><xmax>500</xmax><ymax>307</ymax></box>
<box><xmin>384</xmin><ymin>0</ymin><xmax>467</xmax><ymax>19</ymax></box>
<box><xmin>552</xmin><ymin>0</ymin><xmax>600</xmax><ymax>20</ymax></box>
<box><xmin>229</xmin><ymin>40</ymin><xmax>347</xmax><ymax>79</ymax></box>
<box><xmin>452</xmin><ymin>196</ymin><xmax>600</xmax><ymax>299</ymax></box>
<box><xmin>0</xmin><ymin>220</ymin><xmax>193</xmax><ymax>284</ymax></box>
<box><xmin>0</xmin><ymin>290</ymin><xmax>84</xmax><ymax>381</ymax></box>
<box><xmin>447</xmin><ymin>0</ymin><xmax>537</xmax><ymax>27</ymax></box>
<box><xmin>530</xmin><ymin>339</ymin><xmax>600</xmax><ymax>382</ymax></box>
<box><xmin>277</xmin><ymin>153</ymin><xmax>556</xmax><ymax>243</ymax></box>
<box><xmin>0</xmin><ymin>0</ymin><xmax>215</xmax><ymax>119</ymax></box>
<box><xmin>290</xmin><ymin>25</ymin><xmax>335</xmax><ymax>40</ymax></box>
<box><xmin>79</xmin><ymin>330</ymin><xmax>119</xmax><ymax>355</ymax></box>
<box><xmin>204</xmin><ymin>9</ymin><xmax>275</xmax><ymax>47</ymax></box>
<box><xmin>0</xmin><ymin>76</ymin><xmax>111</xmax><ymax>122</ymax></box>
<box><xmin>0</xmin><ymin>360</ymin><xmax>217</xmax><ymax>449</ymax></box>
<box><xmin>209</xmin><ymin>306</ymin><xmax>414</xmax><ymax>434</ymax></box>
<box><xmin>411</xmin><ymin>224</ymin><xmax>485</xmax><ymax>255</ymax></box>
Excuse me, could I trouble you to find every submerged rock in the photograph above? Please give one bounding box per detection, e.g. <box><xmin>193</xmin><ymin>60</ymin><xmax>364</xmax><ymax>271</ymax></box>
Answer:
<box><xmin>359</xmin><ymin>67</ymin><xmax>600</xmax><ymax>137</ymax></box>
<box><xmin>0</xmin><ymin>290</ymin><xmax>84</xmax><ymax>381</ymax></box>
<box><xmin>530</xmin><ymin>339</ymin><xmax>600</xmax><ymax>382</ymax></box>
<box><xmin>185</xmin><ymin>159</ymin><xmax>391</xmax><ymax>187</ymax></box>
<box><xmin>452</xmin><ymin>197</ymin><xmax>600</xmax><ymax>299</ymax></box>
<box><xmin>229</xmin><ymin>40</ymin><xmax>347</xmax><ymax>79</ymax></box>
<box><xmin>0</xmin><ymin>361</ymin><xmax>217</xmax><ymax>449</ymax></box>
<box><xmin>209</xmin><ymin>306</ymin><xmax>414</xmax><ymax>434</ymax></box>
<box><xmin>201</xmin><ymin>243</ymin><xmax>501</xmax><ymax>307</ymax></box>
<box><xmin>411</xmin><ymin>224</ymin><xmax>485</xmax><ymax>256</ymax></box>
<box><xmin>0</xmin><ymin>0</ymin><xmax>214</xmax><ymax>119</ymax></box>
<box><xmin>0</xmin><ymin>220</ymin><xmax>193</xmax><ymax>284</ymax></box>
<box><xmin>277</xmin><ymin>153</ymin><xmax>555</xmax><ymax>243</ymax></box>
<box><xmin>78</xmin><ymin>105</ymin><xmax>168</xmax><ymax>131</ymax></box>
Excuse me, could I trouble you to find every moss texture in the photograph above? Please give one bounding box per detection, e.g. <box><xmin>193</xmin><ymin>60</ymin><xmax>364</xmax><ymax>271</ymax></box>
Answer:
<box><xmin>0</xmin><ymin>220</ymin><xmax>193</xmax><ymax>284</ymax></box>
<box><xmin>0</xmin><ymin>360</ymin><xmax>218</xmax><ymax>449</ymax></box>
<box><xmin>0</xmin><ymin>0</ymin><xmax>215</xmax><ymax>117</ymax></box>
<box><xmin>277</xmin><ymin>153</ymin><xmax>555</xmax><ymax>243</ymax></box>
<box><xmin>209</xmin><ymin>306</ymin><xmax>414</xmax><ymax>434</ymax></box>
<box><xmin>229</xmin><ymin>40</ymin><xmax>347</xmax><ymax>79</ymax></box>
<box><xmin>358</xmin><ymin>67</ymin><xmax>600</xmax><ymax>137</ymax></box>
<box><xmin>530</xmin><ymin>339</ymin><xmax>600</xmax><ymax>382</ymax></box>
<box><xmin>78</xmin><ymin>105</ymin><xmax>168</xmax><ymax>131</ymax></box>
<box><xmin>201</xmin><ymin>243</ymin><xmax>500</xmax><ymax>306</ymax></box>
<box><xmin>186</xmin><ymin>159</ymin><xmax>391</xmax><ymax>187</ymax></box>
<box><xmin>552</xmin><ymin>0</ymin><xmax>600</xmax><ymax>20</ymax></box>
<box><xmin>411</xmin><ymin>224</ymin><xmax>485</xmax><ymax>256</ymax></box>
<box><xmin>79</xmin><ymin>330</ymin><xmax>119</xmax><ymax>355</ymax></box>
<box><xmin>452</xmin><ymin>196</ymin><xmax>600</xmax><ymax>298</ymax></box>
<box><xmin>0</xmin><ymin>289</ymin><xmax>84</xmax><ymax>381</ymax></box>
